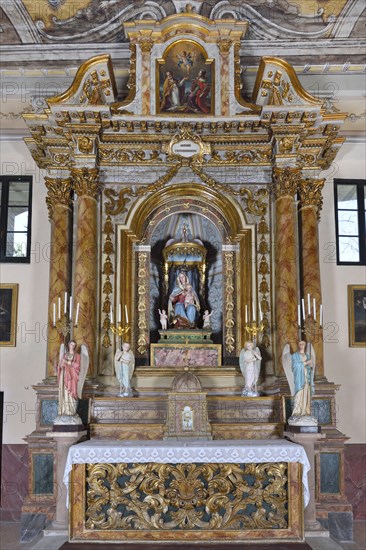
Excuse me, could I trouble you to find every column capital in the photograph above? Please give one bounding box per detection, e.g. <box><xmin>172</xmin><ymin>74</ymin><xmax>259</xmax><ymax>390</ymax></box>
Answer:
<box><xmin>272</xmin><ymin>167</ymin><xmax>301</xmax><ymax>200</ymax></box>
<box><xmin>71</xmin><ymin>167</ymin><xmax>101</xmax><ymax>199</ymax></box>
<box><xmin>45</xmin><ymin>176</ymin><xmax>72</xmax><ymax>220</ymax></box>
<box><xmin>138</xmin><ymin>37</ymin><xmax>153</xmax><ymax>53</ymax></box>
<box><xmin>298</xmin><ymin>178</ymin><xmax>325</xmax><ymax>219</ymax></box>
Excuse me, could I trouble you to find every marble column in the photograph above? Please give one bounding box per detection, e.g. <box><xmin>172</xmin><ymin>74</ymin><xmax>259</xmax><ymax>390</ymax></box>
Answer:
<box><xmin>218</xmin><ymin>39</ymin><xmax>232</xmax><ymax>116</ymax></box>
<box><xmin>298</xmin><ymin>178</ymin><xmax>325</xmax><ymax>377</ymax></box>
<box><xmin>139</xmin><ymin>37</ymin><xmax>153</xmax><ymax>115</ymax></box>
<box><xmin>72</xmin><ymin>167</ymin><xmax>101</xmax><ymax>376</ymax></box>
<box><xmin>273</xmin><ymin>167</ymin><xmax>300</xmax><ymax>375</ymax></box>
<box><xmin>44</xmin><ymin>177</ymin><xmax>72</xmax><ymax>379</ymax></box>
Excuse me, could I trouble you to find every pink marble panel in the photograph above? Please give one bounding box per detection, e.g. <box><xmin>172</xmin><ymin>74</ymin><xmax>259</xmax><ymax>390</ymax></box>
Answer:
<box><xmin>0</xmin><ymin>444</ymin><xmax>28</xmax><ymax>521</ymax></box>
<box><xmin>153</xmin><ymin>347</ymin><xmax>219</xmax><ymax>367</ymax></box>
<box><xmin>344</xmin><ymin>443</ymin><xmax>366</xmax><ymax>519</ymax></box>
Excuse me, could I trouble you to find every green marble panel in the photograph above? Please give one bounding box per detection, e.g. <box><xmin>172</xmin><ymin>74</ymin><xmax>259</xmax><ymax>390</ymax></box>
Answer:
<box><xmin>33</xmin><ymin>453</ymin><xmax>53</xmax><ymax>495</ymax></box>
<box><xmin>320</xmin><ymin>453</ymin><xmax>340</xmax><ymax>494</ymax></box>
<box><xmin>285</xmin><ymin>398</ymin><xmax>331</xmax><ymax>425</ymax></box>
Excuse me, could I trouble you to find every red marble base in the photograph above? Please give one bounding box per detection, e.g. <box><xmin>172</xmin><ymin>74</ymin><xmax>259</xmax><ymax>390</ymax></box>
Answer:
<box><xmin>0</xmin><ymin>444</ymin><xmax>28</xmax><ymax>521</ymax></box>
<box><xmin>344</xmin><ymin>443</ymin><xmax>366</xmax><ymax>520</ymax></box>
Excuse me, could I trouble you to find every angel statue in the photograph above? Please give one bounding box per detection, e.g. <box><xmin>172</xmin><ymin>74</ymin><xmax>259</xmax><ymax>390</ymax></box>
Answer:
<box><xmin>239</xmin><ymin>341</ymin><xmax>262</xmax><ymax>397</ymax></box>
<box><xmin>55</xmin><ymin>340</ymin><xmax>89</xmax><ymax>425</ymax></box>
<box><xmin>115</xmin><ymin>342</ymin><xmax>135</xmax><ymax>397</ymax></box>
<box><xmin>282</xmin><ymin>340</ymin><xmax>317</xmax><ymax>426</ymax></box>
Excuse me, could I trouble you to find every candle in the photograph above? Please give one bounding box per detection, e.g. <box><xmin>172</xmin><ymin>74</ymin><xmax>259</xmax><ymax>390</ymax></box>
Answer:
<box><xmin>69</xmin><ymin>295</ymin><xmax>73</xmax><ymax>320</ymax></box>
<box><xmin>259</xmin><ymin>302</ymin><xmax>263</xmax><ymax>321</ymax></box>
<box><xmin>110</xmin><ymin>305</ymin><xmax>114</xmax><ymax>325</ymax></box>
<box><xmin>298</xmin><ymin>304</ymin><xmax>301</xmax><ymax>327</ymax></box>
<box><xmin>252</xmin><ymin>302</ymin><xmax>256</xmax><ymax>322</ymax></box>
<box><xmin>307</xmin><ymin>293</ymin><xmax>311</xmax><ymax>315</ymax></box>
<box><xmin>301</xmin><ymin>299</ymin><xmax>305</xmax><ymax>320</ymax></box>
<box><xmin>64</xmin><ymin>292</ymin><xmax>67</xmax><ymax>314</ymax></box>
<box><xmin>313</xmin><ymin>298</ymin><xmax>316</xmax><ymax>321</ymax></box>
<box><xmin>118</xmin><ymin>304</ymin><xmax>122</xmax><ymax>323</ymax></box>
<box><xmin>245</xmin><ymin>305</ymin><xmax>248</xmax><ymax>323</ymax></box>
<box><xmin>75</xmin><ymin>303</ymin><xmax>80</xmax><ymax>325</ymax></box>
<box><xmin>320</xmin><ymin>304</ymin><xmax>323</xmax><ymax>327</ymax></box>
<box><xmin>53</xmin><ymin>303</ymin><xmax>56</xmax><ymax>327</ymax></box>
<box><xmin>125</xmin><ymin>305</ymin><xmax>129</xmax><ymax>324</ymax></box>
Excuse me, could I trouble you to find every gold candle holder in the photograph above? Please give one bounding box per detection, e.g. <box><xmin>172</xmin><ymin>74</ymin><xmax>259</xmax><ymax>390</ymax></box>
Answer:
<box><xmin>244</xmin><ymin>320</ymin><xmax>265</xmax><ymax>347</ymax></box>
<box><xmin>110</xmin><ymin>322</ymin><xmax>130</xmax><ymax>347</ymax></box>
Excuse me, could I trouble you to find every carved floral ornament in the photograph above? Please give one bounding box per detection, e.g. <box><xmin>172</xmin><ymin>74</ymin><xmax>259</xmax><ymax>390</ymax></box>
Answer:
<box><xmin>44</xmin><ymin>177</ymin><xmax>72</xmax><ymax>219</ymax></box>
<box><xmin>71</xmin><ymin>167</ymin><xmax>101</xmax><ymax>199</ymax></box>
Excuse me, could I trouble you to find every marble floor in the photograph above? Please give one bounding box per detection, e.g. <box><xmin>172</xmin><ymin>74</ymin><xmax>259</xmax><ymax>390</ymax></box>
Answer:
<box><xmin>0</xmin><ymin>521</ymin><xmax>365</xmax><ymax>550</ymax></box>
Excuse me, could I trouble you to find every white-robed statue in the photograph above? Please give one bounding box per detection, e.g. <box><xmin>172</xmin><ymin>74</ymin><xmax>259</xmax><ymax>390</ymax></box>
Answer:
<box><xmin>55</xmin><ymin>340</ymin><xmax>89</xmax><ymax>425</ymax></box>
<box><xmin>114</xmin><ymin>342</ymin><xmax>135</xmax><ymax>397</ymax></box>
<box><xmin>282</xmin><ymin>340</ymin><xmax>317</xmax><ymax>426</ymax></box>
<box><xmin>239</xmin><ymin>341</ymin><xmax>262</xmax><ymax>397</ymax></box>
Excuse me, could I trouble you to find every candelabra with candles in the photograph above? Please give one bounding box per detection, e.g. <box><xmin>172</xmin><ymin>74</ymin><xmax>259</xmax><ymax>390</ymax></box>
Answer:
<box><xmin>51</xmin><ymin>292</ymin><xmax>80</xmax><ymax>344</ymax></box>
<box><xmin>298</xmin><ymin>294</ymin><xmax>323</xmax><ymax>350</ymax></box>
<box><xmin>244</xmin><ymin>302</ymin><xmax>265</xmax><ymax>347</ymax></box>
<box><xmin>110</xmin><ymin>304</ymin><xmax>130</xmax><ymax>348</ymax></box>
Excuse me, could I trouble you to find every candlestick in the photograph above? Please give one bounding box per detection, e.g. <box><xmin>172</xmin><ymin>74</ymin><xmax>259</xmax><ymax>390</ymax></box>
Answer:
<box><xmin>58</xmin><ymin>297</ymin><xmax>61</xmax><ymax>320</ymax></box>
<box><xmin>64</xmin><ymin>292</ymin><xmax>67</xmax><ymax>314</ymax></box>
<box><xmin>125</xmin><ymin>305</ymin><xmax>129</xmax><ymax>324</ymax></box>
<box><xmin>259</xmin><ymin>302</ymin><xmax>263</xmax><ymax>321</ymax></box>
<box><xmin>245</xmin><ymin>305</ymin><xmax>248</xmax><ymax>323</ymax></box>
<box><xmin>320</xmin><ymin>304</ymin><xmax>323</xmax><ymax>327</ymax></box>
<box><xmin>307</xmin><ymin>293</ymin><xmax>311</xmax><ymax>315</ymax></box>
<box><xmin>69</xmin><ymin>295</ymin><xmax>73</xmax><ymax>320</ymax></box>
<box><xmin>252</xmin><ymin>302</ymin><xmax>256</xmax><ymax>322</ymax></box>
<box><xmin>118</xmin><ymin>304</ymin><xmax>122</xmax><ymax>323</ymax></box>
<box><xmin>75</xmin><ymin>303</ymin><xmax>80</xmax><ymax>325</ymax></box>
<box><xmin>110</xmin><ymin>305</ymin><xmax>114</xmax><ymax>325</ymax></box>
<box><xmin>301</xmin><ymin>299</ymin><xmax>305</xmax><ymax>320</ymax></box>
<box><xmin>297</xmin><ymin>304</ymin><xmax>301</xmax><ymax>327</ymax></box>
<box><xmin>53</xmin><ymin>303</ymin><xmax>56</xmax><ymax>327</ymax></box>
<box><xmin>313</xmin><ymin>298</ymin><xmax>316</xmax><ymax>321</ymax></box>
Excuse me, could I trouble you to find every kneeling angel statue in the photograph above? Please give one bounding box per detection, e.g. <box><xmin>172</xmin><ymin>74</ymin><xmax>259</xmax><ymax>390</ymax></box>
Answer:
<box><xmin>55</xmin><ymin>340</ymin><xmax>89</xmax><ymax>425</ymax></box>
<box><xmin>282</xmin><ymin>340</ymin><xmax>317</xmax><ymax>426</ymax></box>
<box><xmin>115</xmin><ymin>342</ymin><xmax>135</xmax><ymax>397</ymax></box>
<box><xmin>239</xmin><ymin>341</ymin><xmax>262</xmax><ymax>397</ymax></box>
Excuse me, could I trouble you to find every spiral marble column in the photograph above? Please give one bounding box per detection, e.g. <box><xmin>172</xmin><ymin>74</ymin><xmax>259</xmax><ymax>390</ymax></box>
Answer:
<box><xmin>45</xmin><ymin>177</ymin><xmax>72</xmax><ymax>378</ymax></box>
<box><xmin>72</xmin><ymin>167</ymin><xmax>101</xmax><ymax>376</ymax></box>
<box><xmin>298</xmin><ymin>178</ymin><xmax>325</xmax><ymax>377</ymax></box>
<box><xmin>273</xmin><ymin>167</ymin><xmax>300</xmax><ymax>375</ymax></box>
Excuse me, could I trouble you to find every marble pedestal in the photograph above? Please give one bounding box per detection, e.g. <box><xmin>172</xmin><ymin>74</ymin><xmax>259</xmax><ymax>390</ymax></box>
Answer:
<box><xmin>46</xmin><ymin>430</ymin><xmax>87</xmax><ymax>533</ymax></box>
<box><xmin>285</xmin><ymin>430</ymin><xmax>327</xmax><ymax>535</ymax></box>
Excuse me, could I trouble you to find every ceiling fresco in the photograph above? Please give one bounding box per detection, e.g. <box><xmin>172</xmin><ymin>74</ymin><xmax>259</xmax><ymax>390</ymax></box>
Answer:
<box><xmin>1</xmin><ymin>0</ymin><xmax>364</xmax><ymax>44</ymax></box>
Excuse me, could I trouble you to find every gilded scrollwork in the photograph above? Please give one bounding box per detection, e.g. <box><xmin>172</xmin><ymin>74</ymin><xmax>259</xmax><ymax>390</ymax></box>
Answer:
<box><xmin>272</xmin><ymin>167</ymin><xmax>301</xmax><ymax>199</ymax></box>
<box><xmin>85</xmin><ymin>462</ymin><xmax>288</xmax><ymax>531</ymax></box>
<box><xmin>224</xmin><ymin>251</ymin><xmax>235</xmax><ymax>354</ymax></box>
<box><xmin>44</xmin><ymin>176</ymin><xmax>73</xmax><ymax>219</ymax></box>
<box><xmin>137</xmin><ymin>251</ymin><xmax>149</xmax><ymax>355</ymax></box>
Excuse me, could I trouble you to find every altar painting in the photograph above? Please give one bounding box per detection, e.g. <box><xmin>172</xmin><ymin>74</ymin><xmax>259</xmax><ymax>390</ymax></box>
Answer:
<box><xmin>157</xmin><ymin>41</ymin><xmax>213</xmax><ymax>115</ymax></box>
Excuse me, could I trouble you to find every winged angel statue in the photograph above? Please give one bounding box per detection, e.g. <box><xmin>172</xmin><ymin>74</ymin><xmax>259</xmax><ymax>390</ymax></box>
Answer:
<box><xmin>54</xmin><ymin>340</ymin><xmax>89</xmax><ymax>425</ymax></box>
<box><xmin>239</xmin><ymin>341</ymin><xmax>262</xmax><ymax>397</ymax></box>
<box><xmin>282</xmin><ymin>340</ymin><xmax>318</xmax><ymax>426</ymax></box>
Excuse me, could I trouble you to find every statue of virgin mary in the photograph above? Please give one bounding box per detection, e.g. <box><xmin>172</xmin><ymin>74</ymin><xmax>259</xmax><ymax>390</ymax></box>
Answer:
<box><xmin>168</xmin><ymin>269</ymin><xmax>200</xmax><ymax>328</ymax></box>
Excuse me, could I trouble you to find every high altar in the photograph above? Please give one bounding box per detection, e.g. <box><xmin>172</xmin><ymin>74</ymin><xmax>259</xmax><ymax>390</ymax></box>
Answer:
<box><xmin>21</xmin><ymin>7</ymin><xmax>352</xmax><ymax>546</ymax></box>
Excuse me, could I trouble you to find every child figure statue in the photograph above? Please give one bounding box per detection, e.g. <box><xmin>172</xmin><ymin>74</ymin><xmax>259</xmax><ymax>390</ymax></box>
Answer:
<box><xmin>114</xmin><ymin>342</ymin><xmax>135</xmax><ymax>397</ymax></box>
<box><xmin>158</xmin><ymin>309</ymin><xmax>168</xmax><ymax>331</ymax></box>
<box><xmin>202</xmin><ymin>309</ymin><xmax>213</xmax><ymax>330</ymax></box>
<box><xmin>239</xmin><ymin>341</ymin><xmax>262</xmax><ymax>397</ymax></box>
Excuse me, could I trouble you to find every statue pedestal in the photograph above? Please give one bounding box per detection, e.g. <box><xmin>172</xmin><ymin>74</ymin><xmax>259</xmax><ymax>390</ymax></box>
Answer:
<box><xmin>152</xmin><ymin>330</ymin><xmax>221</xmax><ymax>367</ymax></box>
<box><xmin>284</xmin><ymin>429</ymin><xmax>327</xmax><ymax>535</ymax></box>
<box><xmin>46</xmin><ymin>430</ymin><xmax>87</xmax><ymax>532</ymax></box>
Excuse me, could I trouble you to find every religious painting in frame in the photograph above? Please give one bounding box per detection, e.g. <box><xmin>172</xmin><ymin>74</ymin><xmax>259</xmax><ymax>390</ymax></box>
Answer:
<box><xmin>157</xmin><ymin>40</ymin><xmax>214</xmax><ymax>115</ymax></box>
<box><xmin>0</xmin><ymin>284</ymin><xmax>18</xmax><ymax>346</ymax></box>
<box><xmin>348</xmin><ymin>285</ymin><xmax>366</xmax><ymax>347</ymax></box>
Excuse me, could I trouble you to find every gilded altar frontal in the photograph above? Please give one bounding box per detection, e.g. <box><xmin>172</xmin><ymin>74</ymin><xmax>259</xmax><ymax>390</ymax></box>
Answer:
<box><xmin>3</xmin><ymin>0</ymin><xmax>363</xmax><ymax>547</ymax></box>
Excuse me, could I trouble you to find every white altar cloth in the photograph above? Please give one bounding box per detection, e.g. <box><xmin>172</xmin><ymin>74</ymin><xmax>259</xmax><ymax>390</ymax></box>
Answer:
<box><xmin>64</xmin><ymin>439</ymin><xmax>310</xmax><ymax>507</ymax></box>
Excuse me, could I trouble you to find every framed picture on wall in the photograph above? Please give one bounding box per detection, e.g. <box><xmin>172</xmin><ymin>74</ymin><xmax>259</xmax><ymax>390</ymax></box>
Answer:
<box><xmin>348</xmin><ymin>285</ymin><xmax>366</xmax><ymax>347</ymax></box>
<box><xmin>0</xmin><ymin>284</ymin><xmax>18</xmax><ymax>346</ymax></box>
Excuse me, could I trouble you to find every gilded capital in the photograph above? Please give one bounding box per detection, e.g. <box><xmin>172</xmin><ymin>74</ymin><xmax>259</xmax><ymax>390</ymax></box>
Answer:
<box><xmin>139</xmin><ymin>38</ymin><xmax>153</xmax><ymax>53</ymax></box>
<box><xmin>45</xmin><ymin>177</ymin><xmax>72</xmax><ymax>219</ymax></box>
<box><xmin>71</xmin><ymin>167</ymin><xmax>101</xmax><ymax>199</ymax></box>
<box><xmin>298</xmin><ymin>178</ymin><xmax>325</xmax><ymax>219</ymax></box>
<box><xmin>218</xmin><ymin>38</ymin><xmax>232</xmax><ymax>55</ymax></box>
<box><xmin>272</xmin><ymin>167</ymin><xmax>301</xmax><ymax>200</ymax></box>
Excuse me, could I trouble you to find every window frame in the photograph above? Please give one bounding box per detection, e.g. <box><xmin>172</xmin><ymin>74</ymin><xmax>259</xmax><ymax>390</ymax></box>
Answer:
<box><xmin>334</xmin><ymin>178</ymin><xmax>366</xmax><ymax>266</ymax></box>
<box><xmin>0</xmin><ymin>175</ymin><xmax>33</xmax><ymax>263</ymax></box>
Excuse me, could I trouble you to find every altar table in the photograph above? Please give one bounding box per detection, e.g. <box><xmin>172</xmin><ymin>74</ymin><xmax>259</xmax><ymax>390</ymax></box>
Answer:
<box><xmin>65</xmin><ymin>439</ymin><xmax>310</xmax><ymax>543</ymax></box>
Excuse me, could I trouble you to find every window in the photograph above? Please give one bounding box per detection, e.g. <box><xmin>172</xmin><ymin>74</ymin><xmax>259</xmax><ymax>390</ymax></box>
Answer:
<box><xmin>334</xmin><ymin>179</ymin><xmax>366</xmax><ymax>265</ymax></box>
<box><xmin>0</xmin><ymin>176</ymin><xmax>32</xmax><ymax>263</ymax></box>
